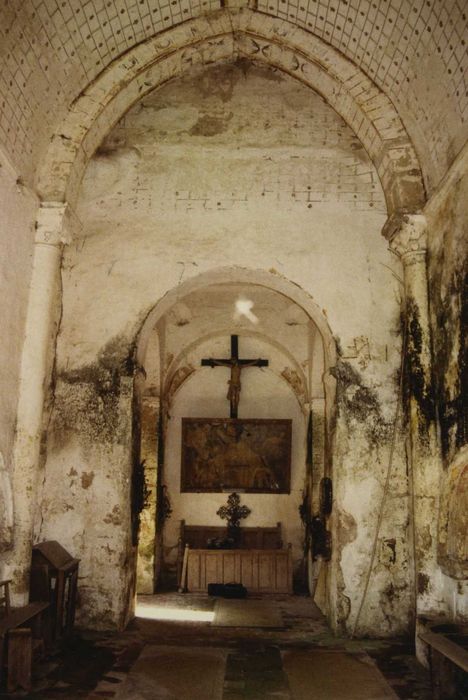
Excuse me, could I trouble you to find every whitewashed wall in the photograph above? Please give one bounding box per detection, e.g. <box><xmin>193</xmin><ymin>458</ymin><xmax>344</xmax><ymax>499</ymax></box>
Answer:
<box><xmin>0</xmin><ymin>152</ymin><xmax>37</xmax><ymax>554</ymax></box>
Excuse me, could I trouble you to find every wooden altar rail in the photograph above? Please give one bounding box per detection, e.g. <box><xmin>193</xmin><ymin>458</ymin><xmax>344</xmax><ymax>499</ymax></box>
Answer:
<box><xmin>185</xmin><ymin>545</ymin><xmax>293</xmax><ymax>594</ymax></box>
<box><xmin>179</xmin><ymin>521</ymin><xmax>283</xmax><ymax>550</ymax></box>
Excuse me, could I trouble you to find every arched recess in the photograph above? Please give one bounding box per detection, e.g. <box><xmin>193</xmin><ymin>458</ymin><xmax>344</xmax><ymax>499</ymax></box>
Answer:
<box><xmin>164</xmin><ymin>329</ymin><xmax>310</xmax><ymax>411</ymax></box>
<box><xmin>135</xmin><ymin>266</ymin><xmax>337</xmax><ymax>385</ymax></box>
<box><xmin>132</xmin><ymin>267</ymin><xmax>337</xmax><ymax>601</ymax></box>
<box><xmin>36</xmin><ymin>9</ymin><xmax>425</xmax><ymax>216</ymax></box>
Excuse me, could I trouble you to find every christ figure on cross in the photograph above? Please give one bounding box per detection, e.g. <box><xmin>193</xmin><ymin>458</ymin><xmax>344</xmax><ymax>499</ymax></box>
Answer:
<box><xmin>218</xmin><ymin>358</ymin><xmax>259</xmax><ymax>414</ymax></box>
<box><xmin>201</xmin><ymin>335</ymin><xmax>269</xmax><ymax>418</ymax></box>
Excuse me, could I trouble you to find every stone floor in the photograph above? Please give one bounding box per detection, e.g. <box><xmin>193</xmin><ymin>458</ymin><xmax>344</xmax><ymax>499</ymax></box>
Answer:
<box><xmin>1</xmin><ymin>593</ymin><xmax>432</xmax><ymax>699</ymax></box>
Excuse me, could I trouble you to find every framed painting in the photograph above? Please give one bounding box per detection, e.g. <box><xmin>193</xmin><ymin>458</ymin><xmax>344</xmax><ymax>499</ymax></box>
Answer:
<box><xmin>181</xmin><ymin>418</ymin><xmax>292</xmax><ymax>493</ymax></box>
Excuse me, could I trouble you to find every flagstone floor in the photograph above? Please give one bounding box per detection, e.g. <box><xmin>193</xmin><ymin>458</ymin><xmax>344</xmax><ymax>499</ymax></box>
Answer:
<box><xmin>5</xmin><ymin>593</ymin><xmax>432</xmax><ymax>699</ymax></box>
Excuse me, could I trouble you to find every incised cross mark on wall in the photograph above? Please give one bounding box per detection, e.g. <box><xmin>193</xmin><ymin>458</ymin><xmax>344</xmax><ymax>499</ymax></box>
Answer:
<box><xmin>201</xmin><ymin>335</ymin><xmax>269</xmax><ymax>418</ymax></box>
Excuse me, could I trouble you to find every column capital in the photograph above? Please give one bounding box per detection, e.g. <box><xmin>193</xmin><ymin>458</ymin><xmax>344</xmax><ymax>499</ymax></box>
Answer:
<box><xmin>382</xmin><ymin>212</ymin><xmax>427</xmax><ymax>262</ymax></box>
<box><xmin>35</xmin><ymin>201</ymin><xmax>82</xmax><ymax>245</ymax></box>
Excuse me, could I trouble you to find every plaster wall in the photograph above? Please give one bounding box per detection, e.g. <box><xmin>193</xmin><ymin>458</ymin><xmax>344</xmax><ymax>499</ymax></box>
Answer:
<box><xmin>66</xmin><ymin>62</ymin><xmax>394</xmax><ymax>365</ymax></box>
<box><xmin>0</xmin><ymin>153</ymin><xmax>37</xmax><ymax>553</ymax></box>
<box><xmin>39</xmin><ymin>62</ymin><xmax>412</xmax><ymax>634</ymax></box>
<box><xmin>425</xmin><ymin>149</ymin><xmax>468</xmax><ymax>622</ymax></box>
<box><xmin>37</xmin><ymin>376</ymin><xmax>136</xmax><ymax>630</ymax></box>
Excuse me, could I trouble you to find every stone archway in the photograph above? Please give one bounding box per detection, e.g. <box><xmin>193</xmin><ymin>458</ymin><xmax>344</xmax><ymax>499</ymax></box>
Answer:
<box><xmin>133</xmin><ymin>269</ymin><xmax>336</xmax><ymax>607</ymax></box>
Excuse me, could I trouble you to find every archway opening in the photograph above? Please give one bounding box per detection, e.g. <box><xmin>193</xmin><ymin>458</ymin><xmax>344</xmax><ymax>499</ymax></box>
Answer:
<box><xmin>134</xmin><ymin>280</ymin><xmax>333</xmax><ymax>607</ymax></box>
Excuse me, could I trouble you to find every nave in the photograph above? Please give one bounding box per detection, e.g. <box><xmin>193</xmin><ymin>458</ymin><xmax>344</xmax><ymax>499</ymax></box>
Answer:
<box><xmin>23</xmin><ymin>593</ymin><xmax>431</xmax><ymax>699</ymax></box>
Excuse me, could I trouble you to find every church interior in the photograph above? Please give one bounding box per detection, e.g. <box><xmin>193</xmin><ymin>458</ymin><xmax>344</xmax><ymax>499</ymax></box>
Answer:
<box><xmin>0</xmin><ymin>0</ymin><xmax>467</xmax><ymax>697</ymax></box>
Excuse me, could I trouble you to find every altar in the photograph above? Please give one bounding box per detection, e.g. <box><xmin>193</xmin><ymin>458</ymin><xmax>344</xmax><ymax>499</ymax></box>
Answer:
<box><xmin>185</xmin><ymin>546</ymin><xmax>293</xmax><ymax>594</ymax></box>
<box><xmin>178</xmin><ymin>513</ymin><xmax>293</xmax><ymax>594</ymax></box>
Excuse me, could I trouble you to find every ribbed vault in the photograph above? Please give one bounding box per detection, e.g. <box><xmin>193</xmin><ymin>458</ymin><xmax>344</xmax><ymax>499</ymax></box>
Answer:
<box><xmin>1</xmin><ymin>0</ymin><xmax>466</xmax><ymax>193</ymax></box>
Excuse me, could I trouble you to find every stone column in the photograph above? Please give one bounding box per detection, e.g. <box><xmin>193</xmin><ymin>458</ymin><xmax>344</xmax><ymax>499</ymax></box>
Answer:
<box><xmin>384</xmin><ymin>213</ymin><xmax>439</xmax><ymax>618</ymax></box>
<box><xmin>136</xmin><ymin>395</ymin><xmax>159</xmax><ymax>594</ymax></box>
<box><xmin>6</xmin><ymin>202</ymin><xmax>79</xmax><ymax>602</ymax></box>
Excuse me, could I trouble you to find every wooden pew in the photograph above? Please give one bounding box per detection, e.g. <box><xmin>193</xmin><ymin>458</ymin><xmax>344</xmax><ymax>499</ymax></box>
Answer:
<box><xmin>0</xmin><ymin>579</ymin><xmax>50</xmax><ymax>692</ymax></box>
<box><xmin>419</xmin><ymin>626</ymin><xmax>468</xmax><ymax>700</ymax></box>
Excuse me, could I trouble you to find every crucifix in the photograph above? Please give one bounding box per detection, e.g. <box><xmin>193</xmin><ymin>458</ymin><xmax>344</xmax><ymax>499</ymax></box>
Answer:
<box><xmin>201</xmin><ymin>335</ymin><xmax>268</xmax><ymax>418</ymax></box>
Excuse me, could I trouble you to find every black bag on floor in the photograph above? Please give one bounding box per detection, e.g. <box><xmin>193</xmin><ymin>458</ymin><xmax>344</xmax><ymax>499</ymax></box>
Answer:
<box><xmin>207</xmin><ymin>582</ymin><xmax>248</xmax><ymax>598</ymax></box>
<box><xmin>223</xmin><ymin>583</ymin><xmax>247</xmax><ymax>599</ymax></box>
<box><xmin>208</xmin><ymin>583</ymin><xmax>226</xmax><ymax>596</ymax></box>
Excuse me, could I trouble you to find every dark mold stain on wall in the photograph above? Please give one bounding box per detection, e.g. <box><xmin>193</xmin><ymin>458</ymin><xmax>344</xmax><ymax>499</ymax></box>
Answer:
<box><xmin>428</xmin><ymin>177</ymin><xmax>468</xmax><ymax>464</ymax></box>
<box><xmin>379</xmin><ymin>579</ymin><xmax>411</xmax><ymax>631</ymax></box>
<box><xmin>458</xmin><ymin>269</ymin><xmax>468</xmax><ymax>448</ymax></box>
<box><xmin>403</xmin><ymin>297</ymin><xmax>437</xmax><ymax>439</ymax></box>
<box><xmin>417</xmin><ymin>572</ymin><xmax>430</xmax><ymax>595</ymax></box>
<box><xmin>330</xmin><ymin>360</ymin><xmax>392</xmax><ymax>445</ymax></box>
<box><xmin>189</xmin><ymin>113</ymin><xmax>233</xmax><ymax>137</ymax></box>
<box><xmin>51</xmin><ymin>334</ymin><xmax>137</xmax><ymax>448</ymax></box>
<box><xmin>428</xmin><ymin>173</ymin><xmax>468</xmax><ymax>464</ymax></box>
<box><xmin>433</xmin><ymin>266</ymin><xmax>468</xmax><ymax>460</ymax></box>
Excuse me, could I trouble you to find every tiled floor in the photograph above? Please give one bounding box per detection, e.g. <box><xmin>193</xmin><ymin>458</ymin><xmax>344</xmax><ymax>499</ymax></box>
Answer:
<box><xmin>6</xmin><ymin>593</ymin><xmax>432</xmax><ymax>699</ymax></box>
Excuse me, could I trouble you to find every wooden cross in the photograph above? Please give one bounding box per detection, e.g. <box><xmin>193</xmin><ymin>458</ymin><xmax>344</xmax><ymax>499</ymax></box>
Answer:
<box><xmin>201</xmin><ymin>335</ymin><xmax>268</xmax><ymax>418</ymax></box>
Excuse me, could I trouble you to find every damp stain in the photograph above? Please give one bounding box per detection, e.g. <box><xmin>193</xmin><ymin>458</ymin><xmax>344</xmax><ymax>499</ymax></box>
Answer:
<box><xmin>433</xmin><ymin>266</ymin><xmax>468</xmax><ymax>460</ymax></box>
<box><xmin>403</xmin><ymin>297</ymin><xmax>436</xmax><ymax>439</ymax></box>
<box><xmin>417</xmin><ymin>572</ymin><xmax>430</xmax><ymax>595</ymax></box>
<box><xmin>81</xmin><ymin>471</ymin><xmax>95</xmax><ymax>489</ymax></box>
<box><xmin>189</xmin><ymin>113</ymin><xmax>233</xmax><ymax>137</ymax></box>
<box><xmin>51</xmin><ymin>334</ymin><xmax>137</xmax><ymax>449</ymax></box>
<box><xmin>330</xmin><ymin>360</ymin><xmax>392</xmax><ymax>445</ymax></box>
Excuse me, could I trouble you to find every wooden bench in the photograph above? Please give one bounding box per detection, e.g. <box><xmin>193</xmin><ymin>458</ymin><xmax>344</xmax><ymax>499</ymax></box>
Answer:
<box><xmin>0</xmin><ymin>580</ymin><xmax>50</xmax><ymax>692</ymax></box>
<box><xmin>419</xmin><ymin>627</ymin><xmax>468</xmax><ymax>699</ymax></box>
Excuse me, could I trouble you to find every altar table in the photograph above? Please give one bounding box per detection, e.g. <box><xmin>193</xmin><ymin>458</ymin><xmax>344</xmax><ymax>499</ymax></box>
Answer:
<box><xmin>186</xmin><ymin>546</ymin><xmax>293</xmax><ymax>594</ymax></box>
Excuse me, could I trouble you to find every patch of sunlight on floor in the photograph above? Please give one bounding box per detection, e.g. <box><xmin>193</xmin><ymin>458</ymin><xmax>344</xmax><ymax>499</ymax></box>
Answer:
<box><xmin>135</xmin><ymin>603</ymin><xmax>215</xmax><ymax>622</ymax></box>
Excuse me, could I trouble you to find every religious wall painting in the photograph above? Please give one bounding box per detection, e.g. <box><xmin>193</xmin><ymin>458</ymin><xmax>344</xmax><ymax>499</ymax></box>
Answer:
<box><xmin>181</xmin><ymin>418</ymin><xmax>291</xmax><ymax>493</ymax></box>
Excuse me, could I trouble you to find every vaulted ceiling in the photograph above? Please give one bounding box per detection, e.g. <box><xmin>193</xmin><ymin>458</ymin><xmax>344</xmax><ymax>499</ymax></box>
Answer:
<box><xmin>1</xmin><ymin>0</ymin><xmax>467</xmax><ymax>197</ymax></box>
